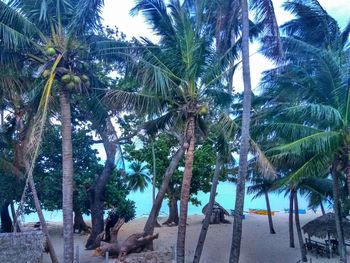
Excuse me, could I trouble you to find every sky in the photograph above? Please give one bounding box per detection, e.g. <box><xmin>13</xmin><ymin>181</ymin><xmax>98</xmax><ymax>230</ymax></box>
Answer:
<box><xmin>102</xmin><ymin>0</ymin><xmax>350</xmax><ymax>93</ymax></box>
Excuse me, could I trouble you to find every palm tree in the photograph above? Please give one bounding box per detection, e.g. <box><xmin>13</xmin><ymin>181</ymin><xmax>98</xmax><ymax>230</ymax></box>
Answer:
<box><xmin>107</xmin><ymin>2</ymin><xmax>234</xmax><ymax>261</ymax></box>
<box><xmin>1</xmin><ymin>1</ymin><xmax>107</xmax><ymax>261</ymax></box>
<box><xmin>247</xmin><ymin>175</ymin><xmax>276</xmax><ymax>234</ymax></box>
<box><xmin>258</xmin><ymin>1</ymin><xmax>350</xmax><ymax>260</ymax></box>
<box><xmin>228</xmin><ymin>0</ymin><xmax>281</xmax><ymax>261</ymax></box>
<box><xmin>127</xmin><ymin>162</ymin><xmax>151</xmax><ymax>192</ymax></box>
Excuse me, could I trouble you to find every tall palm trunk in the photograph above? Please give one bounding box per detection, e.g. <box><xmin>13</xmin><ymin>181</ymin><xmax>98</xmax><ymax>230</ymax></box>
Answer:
<box><xmin>60</xmin><ymin>88</ymin><xmax>74</xmax><ymax>263</ymax></box>
<box><xmin>264</xmin><ymin>190</ymin><xmax>276</xmax><ymax>234</ymax></box>
<box><xmin>177</xmin><ymin>116</ymin><xmax>196</xmax><ymax>263</ymax></box>
<box><xmin>331</xmin><ymin>165</ymin><xmax>347</xmax><ymax>263</ymax></box>
<box><xmin>229</xmin><ymin>0</ymin><xmax>252</xmax><ymax>262</ymax></box>
<box><xmin>193</xmin><ymin>156</ymin><xmax>223</xmax><ymax>263</ymax></box>
<box><xmin>289</xmin><ymin>190</ymin><xmax>295</xmax><ymax>248</ymax></box>
<box><xmin>294</xmin><ymin>192</ymin><xmax>307</xmax><ymax>262</ymax></box>
<box><xmin>144</xmin><ymin>144</ymin><xmax>185</xmax><ymax>235</ymax></box>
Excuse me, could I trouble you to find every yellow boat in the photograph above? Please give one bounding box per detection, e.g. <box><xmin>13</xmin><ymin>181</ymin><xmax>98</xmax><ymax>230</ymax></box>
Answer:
<box><xmin>249</xmin><ymin>209</ymin><xmax>275</xmax><ymax>216</ymax></box>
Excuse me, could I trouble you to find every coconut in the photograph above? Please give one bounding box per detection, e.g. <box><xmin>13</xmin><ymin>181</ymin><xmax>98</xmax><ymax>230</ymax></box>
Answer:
<box><xmin>45</xmin><ymin>47</ymin><xmax>56</xmax><ymax>56</ymax></box>
<box><xmin>66</xmin><ymin>82</ymin><xmax>76</xmax><ymax>90</ymax></box>
<box><xmin>198</xmin><ymin>105</ymin><xmax>209</xmax><ymax>115</ymax></box>
<box><xmin>81</xmin><ymin>75</ymin><xmax>89</xmax><ymax>82</ymax></box>
<box><xmin>61</xmin><ymin>74</ymin><xmax>72</xmax><ymax>84</ymax></box>
<box><xmin>73</xmin><ymin>76</ymin><xmax>81</xmax><ymax>84</ymax></box>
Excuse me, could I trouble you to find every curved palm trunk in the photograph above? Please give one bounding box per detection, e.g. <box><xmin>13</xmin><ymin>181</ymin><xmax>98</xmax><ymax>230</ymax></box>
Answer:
<box><xmin>60</xmin><ymin>89</ymin><xmax>74</xmax><ymax>263</ymax></box>
<box><xmin>264</xmin><ymin>190</ymin><xmax>276</xmax><ymax>234</ymax></box>
<box><xmin>331</xmin><ymin>166</ymin><xmax>347</xmax><ymax>263</ymax></box>
<box><xmin>289</xmin><ymin>190</ymin><xmax>295</xmax><ymax>248</ymax></box>
<box><xmin>23</xmin><ymin>158</ymin><xmax>59</xmax><ymax>263</ymax></box>
<box><xmin>144</xmin><ymin>144</ymin><xmax>185</xmax><ymax>235</ymax></box>
<box><xmin>177</xmin><ymin>116</ymin><xmax>196</xmax><ymax>263</ymax></box>
<box><xmin>229</xmin><ymin>0</ymin><xmax>252</xmax><ymax>262</ymax></box>
<box><xmin>294</xmin><ymin>193</ymin><xmax>307</xmax><ymax>262</ymax></box>
<box><xmin>28</xmin><ymin>175</ymin><xmax>59</xmax><ymax>263</ymax></box>
<box><xmin>193</xmin><ymin>156</ymin><xmax>223</xmax><ymax>263</ymax></box>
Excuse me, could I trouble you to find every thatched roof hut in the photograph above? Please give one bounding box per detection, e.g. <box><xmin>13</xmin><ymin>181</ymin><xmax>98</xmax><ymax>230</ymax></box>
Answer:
<box><xmin>0</xmin><ymin>231</ymin><xmax>44</xmax><ymax>263</ymax></box>
<box><xmin>302</xmin><ymin>213</ymin><xmax>350</xmax><ymax>239</ymax></box>
<box><xmin>202</xmin><ymin>202</ymin><xmax>229</xmax><ymax>216</ymax></box>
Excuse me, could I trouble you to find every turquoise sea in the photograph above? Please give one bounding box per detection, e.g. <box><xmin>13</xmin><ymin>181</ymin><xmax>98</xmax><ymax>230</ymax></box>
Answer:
<box><xmin>23</xmin><ymin>181</ymin><xmax>310</xmax><ymax>222</ymax></box>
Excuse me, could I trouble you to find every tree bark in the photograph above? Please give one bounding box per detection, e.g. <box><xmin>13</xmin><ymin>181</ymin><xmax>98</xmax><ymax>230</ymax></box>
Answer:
<box><xmin>74</xmin><ymin>209</ymin><xmax>90</xmax><ymax>234</ymax></box>
<box><xmin>60</xmin><ymin>88</ymin><xmax>74</xmax><ymax>263</ymax></box>
<box><xmin>10</xmin><ymin>201</ymin><xmax>20</xmax><ymax>232</ymax></box>
<box><xmin>177</xmin><ymin>116</ymin><xmax>196</xmax><ymax>263</ymax></box>
<box><xmin>86</xmin><ymin>117</ymin><xmax>117</xmax><ymax>249</ymax></box>
<box><xmin>289</xmin><ymin>190</ymin><xmax>295</xmax><ymax>248</ymax></box>
<box><xmin>229</xmin><ymin>0</ymin><xmax>252</xmax><ymax>262</ymax></box>
<box><xmin>143</xmin><ymin>144</ymin><xmax>185</xmax><ymax>235</ymax></box>
<box><xmin>1</xmin><ymin>202</ymin><xmax>13</xmax><ymax>233</ymax></box>
<box><xmin>264</xmin><ymin>190</ymin><xmax>276</xmax><ymax>234</ymax></box>
<box><xmin>294</xmin><ymin>193</ymin><xmax>307</xmax><ymax>262</ymax></box>
<box><xmin>193</xmin><ymin>156</ymin><xmax>223</xmax><ymax>263</ymax></box>
<box><xmin>163</xmin><ymin>195</ymin><xmax>179</xmax><ymax>226</ymax></box>
<box><xmin>331</xmin><ymin>165</ymin><xmax>347</xmax><ymax>263</ymax></box>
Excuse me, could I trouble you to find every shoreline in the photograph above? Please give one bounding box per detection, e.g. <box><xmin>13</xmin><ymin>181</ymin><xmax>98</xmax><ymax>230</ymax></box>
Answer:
<box><xmin>41</xmin><ymin>212</ymin><xmax>347</xmax><ymax>263</ymax></box>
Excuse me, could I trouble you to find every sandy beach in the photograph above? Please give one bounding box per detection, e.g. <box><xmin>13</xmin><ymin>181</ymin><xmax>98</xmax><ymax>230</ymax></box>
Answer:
<box><xmin>40</xmin><ymin>212</ymin><xmax>349</xmax><ymax>263</ymax></box>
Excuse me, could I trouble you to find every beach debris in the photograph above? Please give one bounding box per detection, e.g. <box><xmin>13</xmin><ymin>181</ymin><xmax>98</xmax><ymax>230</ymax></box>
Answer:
<box><xmin>92</xmin><ymin>218</ymin><xmax>159</xmax><ymax>261</ymax></box>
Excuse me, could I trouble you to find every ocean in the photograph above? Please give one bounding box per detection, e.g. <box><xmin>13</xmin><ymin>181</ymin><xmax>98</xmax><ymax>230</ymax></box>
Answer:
<box><xmin>23</xmin><ymin>181</ymin><xmax>309</xmax><ymax>222</ymax></box>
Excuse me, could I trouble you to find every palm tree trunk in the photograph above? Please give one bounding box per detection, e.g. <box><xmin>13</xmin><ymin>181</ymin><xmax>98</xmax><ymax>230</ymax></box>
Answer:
<box><xmin>289</xmin><ymin>190</ymin><xmax>295</xmax><ymax>248</ymax></box>
<box><xmin>229</xmin><ymin>0</ymin><xmax>252</xmax><ymax>262</ymax></box>
<box><xmin>151</xmin><ymin>140</ymin><xmax>156</xmax><ymax>204</ymax></box>
<box><xmin>144</xmin><ymin>144</ymin><xmax>185</xmax><ymax>235</ymax></box>
<box><xmin>264</xmin><ymin>190</ymin><xmax>276</xmax><ymax>234</ymax></box>
<box><xmin>24</xmin><ymin>159</ymin><xmax>59</xmax><ymax>263</ymax></box>
<box><xmin>331</xmin><ymin>164</ymin><xmax>347</xmax><ymax>263</ymax></box>
<box><xmin>28</xmin><ymin>176</ymin><xmax>59</xmax><ymax>263</ymax></box>
<box><xmin>177</xmin><ymin>116</ymin><xmax>196</xmax><ymax>263</ymax></box>
<box><xmin>193</xmin><ymin>156</ymin><xmax>223</xmax><ymax>263</ymax></box>
<box><xmin>294</xmin><ymin>192</ymin><xmax>307</xmax><ymax>262</ymax></box>
<box><xmin>60</xmin><ymin>88</ymin><xmax>74</xmax><ymax>263</ymax></box>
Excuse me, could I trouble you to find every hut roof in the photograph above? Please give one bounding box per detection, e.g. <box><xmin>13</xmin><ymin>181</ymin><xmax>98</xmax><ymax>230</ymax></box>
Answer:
<box><xmin>202</xmin><ymin>202</ymin><xmax>230</xmax><ymax>216</ymax></box>
<box><xmin>302</xmin><ymin>213</ymin><xmax>350</xmax><ymax>240</ymax></box>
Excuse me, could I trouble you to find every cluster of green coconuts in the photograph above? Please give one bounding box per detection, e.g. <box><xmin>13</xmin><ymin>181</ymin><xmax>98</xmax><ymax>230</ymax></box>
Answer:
<box><xmin>60</xmin><ymin>74</ymin><xmax>90</xmax><ymax>90</ymax></box>
<box><xmin>42</xmin><ymin>47</ymin><xmax>90</xmax><ymax>90</ymax></box>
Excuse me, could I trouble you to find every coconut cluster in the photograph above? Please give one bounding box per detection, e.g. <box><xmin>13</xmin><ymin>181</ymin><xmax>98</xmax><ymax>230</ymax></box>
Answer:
<box><xmin>61</xmin><ymin>74</ymin><xmax>90</xmax><ymax>90</ymax></box>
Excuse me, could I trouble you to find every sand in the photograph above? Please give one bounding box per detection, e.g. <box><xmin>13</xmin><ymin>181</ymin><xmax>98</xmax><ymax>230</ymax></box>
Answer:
<box><xmin>42</xmin><ymin>212</ymin><xmax>349</xmax><ymax>263</ymax></box>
